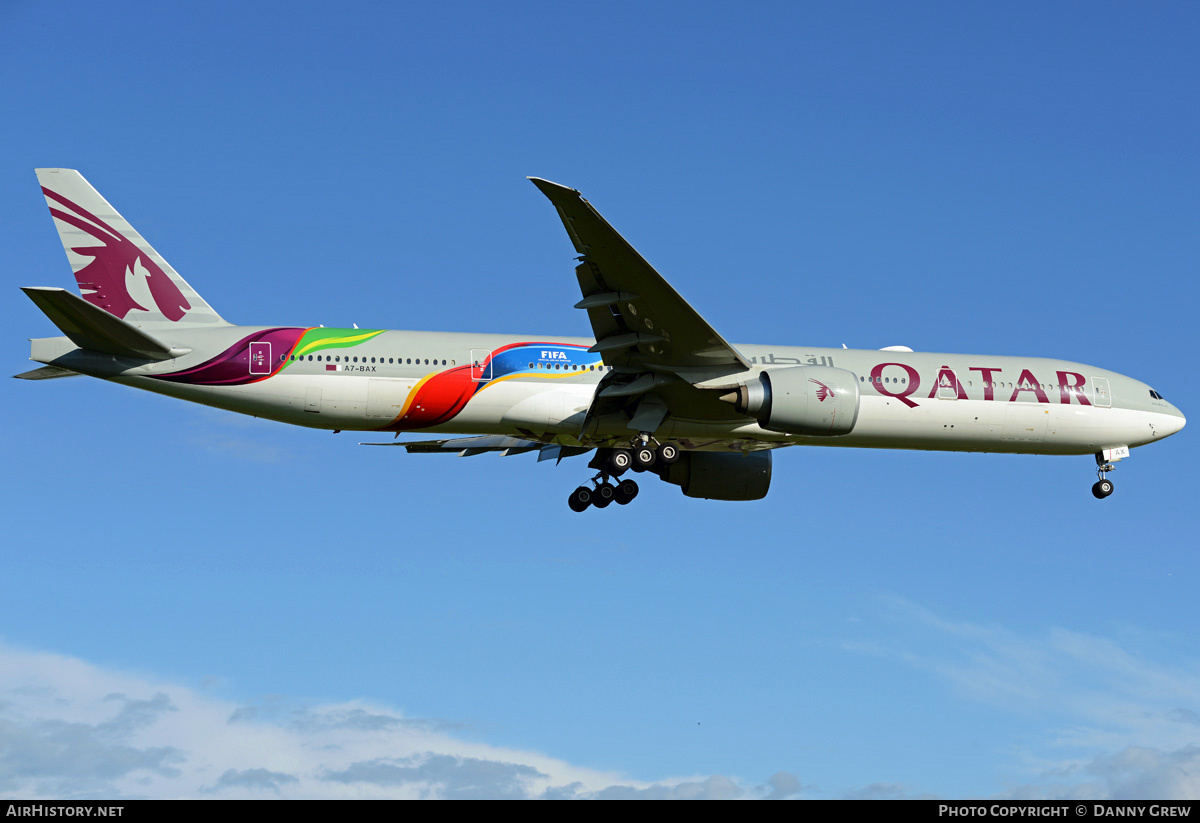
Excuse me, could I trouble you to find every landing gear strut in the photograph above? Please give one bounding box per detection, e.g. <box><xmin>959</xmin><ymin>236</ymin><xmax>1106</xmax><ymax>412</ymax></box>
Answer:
<box><xmin>1092</xmin><ymin>452</ymin><xmax>1116</xmax><ymax>499</ymax></box>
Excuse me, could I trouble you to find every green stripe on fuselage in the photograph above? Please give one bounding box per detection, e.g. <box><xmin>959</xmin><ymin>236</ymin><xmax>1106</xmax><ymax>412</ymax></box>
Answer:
<box><xmin>280</xmin><ymin>328</ymin><xmax>386</xmax><ymax>372</ymax></box>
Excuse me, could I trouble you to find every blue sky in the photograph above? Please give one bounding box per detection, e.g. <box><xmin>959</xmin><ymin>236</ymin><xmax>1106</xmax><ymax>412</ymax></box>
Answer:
<box><xmin>1</xmin><ymin>1</ymin><xmax>1197</xmax><ymax>799</ymax></box>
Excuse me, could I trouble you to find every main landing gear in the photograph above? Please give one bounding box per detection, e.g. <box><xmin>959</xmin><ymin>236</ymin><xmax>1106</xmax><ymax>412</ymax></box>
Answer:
<box><xmin>566</xmin><ymin>440</ymin><xmax>681</xmax><ymax>512</ymax></box>
<box><xmin>568</xmin><ymin>477</ymin><xmax>639</xmax><ymax>512</ymax></box>
<box><xmin>1092</xmin><ymin>452</ymin><xmax>1116</xmax><ymax>500</ymax></box>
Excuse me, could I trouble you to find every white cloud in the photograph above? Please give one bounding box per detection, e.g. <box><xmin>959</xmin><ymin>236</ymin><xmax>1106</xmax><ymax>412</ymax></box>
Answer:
<box><xmin>845</xmin><ymin>598</ymin><xmax>1200</xmax><ymax>799</ymax></box>
<box><xmin>0</xmin><ymin>643</ymin><xmax>792</xmax><ymax>799</ymax></box>
<box><xmin>205</xmin><ymin>768</ymin><xmax>298</xmax><ymax>794</ymax></box>
<box><xmin>997</xmin><ymin>745</ymin><xmax>1200</xmax><ymax>800</ymax></box>
<box><xmin>839</xmin><ymin>781</ymin><xmax>937</xmax><ymax>800</ymax></box>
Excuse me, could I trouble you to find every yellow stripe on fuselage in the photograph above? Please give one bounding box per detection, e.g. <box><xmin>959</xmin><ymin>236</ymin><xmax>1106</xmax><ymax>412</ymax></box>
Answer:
<box><xmin>294</xmin><ymin>330</ymin><xmax>384</xmax><ymax>358</ymax></box>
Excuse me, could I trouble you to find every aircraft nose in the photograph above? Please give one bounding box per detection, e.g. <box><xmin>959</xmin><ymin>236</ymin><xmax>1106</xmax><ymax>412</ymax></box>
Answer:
<box><xmin>1160</xmin><ymin>404</ymin><xmax>1186</xmax><ymax>437</ymax></box>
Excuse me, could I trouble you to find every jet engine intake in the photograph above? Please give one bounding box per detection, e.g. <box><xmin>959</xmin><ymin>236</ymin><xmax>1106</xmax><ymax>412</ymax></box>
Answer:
<box><xmin>720</xmin><ymin>365</ymin><xmax>860</xmax><ymax>436</ymax></box>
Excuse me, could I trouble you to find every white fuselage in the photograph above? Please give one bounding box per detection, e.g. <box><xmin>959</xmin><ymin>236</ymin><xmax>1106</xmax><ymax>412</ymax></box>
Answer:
<box><xmin>38</xmin><ymin>329</ymin><xmax>1184</xmax><ymax>458</ymax></box>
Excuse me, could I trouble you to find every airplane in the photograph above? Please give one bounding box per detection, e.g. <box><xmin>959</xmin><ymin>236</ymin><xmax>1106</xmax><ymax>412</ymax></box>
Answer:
<box><xmin>17</xmin><ymin>169</ymin><xmax>1186</xmax><ymax>511</ymax></box>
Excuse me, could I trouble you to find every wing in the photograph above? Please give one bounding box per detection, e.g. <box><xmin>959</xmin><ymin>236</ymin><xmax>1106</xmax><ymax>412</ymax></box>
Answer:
<box><xmin>529</xmin><ymin>178</ymin><xmax>753</xmax><ymax>437</ymax></box>
<box><xmin>529</xmin><ymin>178</ymin><xmax>749</xmax><ymax>375</ymax></box>
<box><xmin>360</xmin><ymin>435</ymin><xmax>589</xmax><ymax>461</ymax></box>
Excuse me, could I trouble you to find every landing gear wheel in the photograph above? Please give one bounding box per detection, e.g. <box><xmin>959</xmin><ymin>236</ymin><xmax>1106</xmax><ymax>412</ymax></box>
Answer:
<box><xmin>1092</xmin><ymin>479</ymin><xmax>1114</xmax><ymax>499</ymax></box>
<box><xmin>616</xmin><ymin>478</ymin><xmax>640</xmax><ymax>505</ymax></box>
<box><xmin>593</xmin><ymin>482</ymin><xmax>616</xmax><ymax>508</ymax></box>
<box><xmin>633</xmin><ymin>445</ymin><xmax>657</xmax><ymax>470</ymax></box>
<box><xmin>568</xmin><ymin>486</ymin><xmax>593</xmax><ymax>512</ymax></box>
<box><xmin>657</xmin><ymin>442</ymin><xmax>681</xmax><ymax>465</ymax></box>
<box><xmin>609</xmin><ymin>449</ymin><xmax>633</xmax><ymax>473</ymax></box>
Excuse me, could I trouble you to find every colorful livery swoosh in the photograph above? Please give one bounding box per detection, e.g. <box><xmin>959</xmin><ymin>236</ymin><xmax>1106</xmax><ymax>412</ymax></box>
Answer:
<box><xmin>385</xmin><ymin>342</ymin><xmax>597</xmax><ymax>431</ymax></box>
<box><xmin>151</xmin><ymin>327</ymin><xmax>386</xmax><ymax>387</ymax></box>
<box><xmin>150</xmin><ymin>335</ymin><xmax>600</xmax><ymax>429</ymax></box>
<box><xmin>153</xmin><ymin>328</ymin><xmax>309</xmax><ymax>386</ymax></box>
<box><xmin>289</xmin><ymin>328</ymin><xmax>386</xmax><ymax>360</ymax></box>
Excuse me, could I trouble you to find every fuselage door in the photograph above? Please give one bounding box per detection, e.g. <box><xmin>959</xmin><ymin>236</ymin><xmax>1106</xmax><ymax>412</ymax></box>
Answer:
<box><xmin>249</xmin><ymin>341</ymin><xmax>272</xmax><ymax>375</ymax></box>
<box><xmin>937</xmin><ymin>367</ymin><xmax>959</xmax><ymax>400</ymax></box>
<box><xmin>1092</xmin><ymin>377</ymin><xmax>1112</xmax><ymax>408</ymax></box>
<box><xmin>470</xmin><ymin>348</ymin><xmax>492</xmax><ymax>382</ymax></box>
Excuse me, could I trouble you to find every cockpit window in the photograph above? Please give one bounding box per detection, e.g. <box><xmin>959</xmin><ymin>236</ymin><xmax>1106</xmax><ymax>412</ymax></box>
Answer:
<box><xmin>1149</xmin><ymin>390</ymin><xmax>1165</xmax><ymax>400</ymax></box>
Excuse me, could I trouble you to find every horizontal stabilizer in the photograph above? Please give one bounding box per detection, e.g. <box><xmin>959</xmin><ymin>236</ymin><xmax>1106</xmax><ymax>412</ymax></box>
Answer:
<box><xmin>13</xmin><ymin>365</ymin><xmax>80</xmax><ymax>380</ymax></box>
<box><xmin>22</xmin><ymin>287</ymin><xmax>188</xmax><ymax>361</ymax></box>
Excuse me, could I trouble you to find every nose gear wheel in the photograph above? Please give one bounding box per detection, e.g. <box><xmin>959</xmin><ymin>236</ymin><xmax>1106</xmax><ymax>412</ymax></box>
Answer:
<box><xmin>1091</xmin><ymin>452</ymin><xmax>1116</xmax><ymax>499</ymax></box>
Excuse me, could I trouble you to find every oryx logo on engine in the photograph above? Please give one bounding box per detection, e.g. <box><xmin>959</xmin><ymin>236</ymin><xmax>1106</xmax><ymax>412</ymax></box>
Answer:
<box><xmin>809</xmin><ymin>378</ymin><xmax>834</xmax><ymax>402</ymax></box>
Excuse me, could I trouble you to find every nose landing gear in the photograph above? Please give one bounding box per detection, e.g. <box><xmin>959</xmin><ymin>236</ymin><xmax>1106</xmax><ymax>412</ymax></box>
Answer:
<box><xmin>1092</xmin><ymin>452</ymin><xmax>1116</xmax><ymax>499</ymax></box>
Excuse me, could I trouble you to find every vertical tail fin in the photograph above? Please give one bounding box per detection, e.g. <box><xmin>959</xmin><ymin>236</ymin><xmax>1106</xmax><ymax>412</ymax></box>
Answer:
<box><xmin>35</xmin><ymin>169</ymin><xmax>227</xmax><ymax>328</ymax></box>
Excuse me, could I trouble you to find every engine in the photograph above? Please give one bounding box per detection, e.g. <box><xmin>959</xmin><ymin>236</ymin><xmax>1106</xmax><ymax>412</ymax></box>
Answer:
<box><xmin>659</xmin><ymin>451</ymin><xmax>772</xmax><ymax>501</ymax></box>
<box><xmin>720</xmin><ymin>365</ymin><xmax>860</xmax><ymax>436</ymax></box>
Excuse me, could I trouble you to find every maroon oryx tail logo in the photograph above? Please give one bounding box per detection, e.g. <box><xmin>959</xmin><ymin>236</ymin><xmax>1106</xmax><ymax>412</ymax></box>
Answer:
<box><xmin>42</xmin><ymin>187</ymin><xmax>191</xmax><ymax>322</ymax></box>
<box><xmin>809</xmin><ymin>378</ymin><xmax>835</xmax><ymax>402</ymax></box>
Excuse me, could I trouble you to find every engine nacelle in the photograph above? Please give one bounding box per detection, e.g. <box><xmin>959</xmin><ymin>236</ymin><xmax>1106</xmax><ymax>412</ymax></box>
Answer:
<box><xmin>659</xmin><ymin>451</ymin><xmax>772</xmax><ymax>501</ymax></box>
<box><xmin>721</xmin><ymin>365</ymin><xmax>860</xmax><ymax>436</ymax></box>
